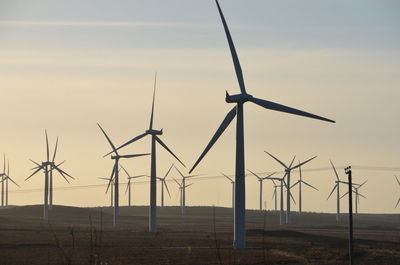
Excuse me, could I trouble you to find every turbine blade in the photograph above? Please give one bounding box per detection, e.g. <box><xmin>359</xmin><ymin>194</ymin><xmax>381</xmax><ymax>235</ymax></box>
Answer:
<box><xmin>289</xmin><ymin>191</ymin><xmax>296</xmax><ymax>204</ymax></box>
<box><xmin>97</xmin><ymin>123</ymin><xmax>118</xmax><ymax>156</ymax></box>
<box><xmin>149</xmin><ymin>72</ymin><xmax>157</xmax><ymax>130</ymax></box>
<box><xmin>272</xmin><ymin>189</ymin><xmax>276</xmax><ymax>200</ymax></box>
<box><xmin>25</xmin><ymin>166</ymin><xmax>44</xmax><ymax>181</ymax></box>
<box><xmin>104</xmin><ymin>132</ymin><xmax>148</xmax><ymax>157</ymax></box>
<box><xmin>298</xmin><ymin>161</ymin><xmax>302</xmax><ymax>178</ymax></box>
<box><xmin>215</xmin><ymin>0</ymin><xmax>246</xmax><ymax>94</ymax></box>
<box><xmin>291</xmin><ymin>156</ymin><xmax>317</xmax><ymax>170</ymax></box>
<box><xmin>358</xmin><ymin>180</ymin><xmax>368</xmax><ymax>188</ymax></box>
<box><xmin>302</xmin><ymin>181</ymin><xmax>319</xmax><ymax>191</ymax></box>
<box><xmin>290</xmin><ymin>181</ymin><xmax>299</xmax><ymax>189</ymax></box>
<box><xmin>163</xmin><ymin>164</ymin><xmax>174</xmax><ymax>180</ymax></box>
<box><xmin>45</xmin><ymin>130</ymin><xmax>50</xmax><ymax>162</ymax></box>
<box><xmin>395</xmin><ymin>175</ymin><xmax>400</xmax><ymax>185</ymax></box>
<box><xmin>221</xmin><ymin>173</ymin><xmax>233</xmax><ymax>182</ymax></box>
<box><xmin>340</xmin><ymin>192</ymin><xmax>349</xmax><ymax>199</ymax></box>
<box><xmin>6</xmin><ymin>175</ymin><xmax>20</xmax><ymax>188</ymax></box>
<box><xmin>120</xmin><ymin>153</ymin><xmax>150</xmax><ymax>159</ymax></box>
<box><xmin>3</xmin><ymin>153</ymin><xmax>5</xmax><ymax>174</ymax></box>
<box><xmin>185</xmin><ymin>183</ymin><xmax>194</xmax><ymax>188</ymax></box>
<box><xmin>120</xmin><ymin>165</ymin><xmax>130</xmax><ymax>177</ymax></box>
<box><xmin>173</xmin><ymin>164</ymin><xmax>185</xmax><ymax>178</ymax></box>
<box><xmin>173</xmin><ymin>178</ymin><xmax>181</xmax><ymax>186</ymax></box>
<box><xmin>264</xmin><ymin>151</ymin><xmax>287</xmax><ymax>169</ymax></box>
<box><xmin>7</xmin><ymin>160</ymin><xmax>10</xmax><ymax>176</ymax></box>
<box><xmin>155</xmin><ymin>136</ymin><xmax>186</xmax><ymax>167</ymax></box>
<box><xmin>396</xmin><ymin>198</ymin><xmax>400</xmax><ymax>208</ymax></box>
<box><xmin>106</xmin><ymin>164</ymin><xmax>116</xmax><ymax>193</ymax></box>
<box><xmin>29</xmin><ymin>159</ymin><xmax>41</xmax><ymax>167</ymax></box>
<box><xmin>125</xmin><ymin>181</ymin><xmax>129</xmax><ymax>195</ymax></box>
<box><xmin>330</xmin><ymin>160</ymin><xmax>340</xmax><ymax>180</ymax></box>
<box><xmin>250</xmin><ymin>97</ymin><xmax>335</xmax><ymax>123</ymax></box>
<box><xmin>247</xmin><ymin>169</ymin><xmax>262</xmax><ymax>180</ymax></box>
<box><xmin>53</xmin><ymin>165</ymin><xmax>74</xmax><ymax>180</ymax></box>
<box><xmin>55</xmin><ymin>167</ymin><xmax>70</xmax><ymax>183</ymax></box>
<box><xmin>288</xmin><ymin>156</ymin><xmax>296</xmax><ymax>168</ymax></box>
<box><xmin>129</xmin><ymin>175</ymin><xmax>146</xmax><ymax>179</ymax></box>
<box><xmin>164</xmin><ymin>181</ymin><xmax>171</xmax><ymax>198</ymax></box>
<box><xmin>52</xmin><ymin>137</ymin><xmax>59</xmax><ymax>163</ymax></box>
<box><xmin>326</xmin><ymin>184</ymin><xmax>337</xmax><ymax>200</ymax></box>
<box><xmin>189</xmin><ymin>107</ymin><xmax>236</xmax><ymax>173</ymax></box>
<box><xmin>262</xmin><ymin>172</ymin><xmax>276</xmax><ymax>180</ymax></box>
<box><xmin>358</xmin><ymin>193</ymin><xmax>366</xmax><ymax>199</ymax></box>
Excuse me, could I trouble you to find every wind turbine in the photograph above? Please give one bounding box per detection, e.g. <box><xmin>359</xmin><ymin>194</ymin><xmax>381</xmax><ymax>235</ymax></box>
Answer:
<box><xmin>98</xmin><ymin>123</ymin><xmax>149</xmax><ymax>227</ymax></box>
<box><xmin>189</xmin><ymin>0</ymin><xmax>334</xmax><ymax>248</ymax></box>
<box><xmin>266</xmin><ymin>176</ymin><xmax>287</xmax><ymax>225</ymax></box>
<box><xmin>1</xmin><ymin>155</ymin><xmax>6</xmax><ymax>207</ymax></box>
<box><xmin>269</xmin><ymin>179</ymin><xmax>279</xmax><ymax>211</ymax></box>
<box><xmin>222</xmin><ymin>173</ymin><xmax>235</xmax><ymax>209</ymax></box>
<box><xmin>120</xmin><ymin>166</ymin><xmax>145</xmax><ymax>207</ymax></box>
<box><xmin>341</xmin><ymin>180</ymin><xmax>367</xmax><ymax>215</ymax></box>
<box><xmin>99</xmin><ymin>177</ymin><xmax>114</xmax><ymax>207</ymax></box>
<box><xmin>173</xmin><ymin>178</ymin><xmax>193</xmax><ymax>215</ymax></box>
<box><xmin>395</xmin><ymin>176</ymin><xmax>400</xmax><ymax>208</ymax></box>
<box><xmin>4</xmin><ymin>160</ymin><xmax>21</xmax><ymax>206</ymax></box>
<box><xmin>265</xmin><ymin>152</ymin><xmax>316</xmax><ymax>224</ymax></box>
<box><xmin>290</xmin><ymin>162</ymin><xmax>319</xmax><ymax>215</ymax></box>
<box><xmin>104</xmin><ymin>74</ymin><xmax>185</xmax><ymax>232</ymax></box>
<box><xmin>247</xmin><ymin>170</ymin><xmax>276</xmax><ymax>211</ymax></box>
<box><xmin>26</xmin><ymin>130</ymin><xmax>73</xmax><ymax>220</ymax></box>
<box><xmin>173</xmin><ymin>165</ymin><xmax>201</xmax><ymax>214</ymax></box>
<box><xmin>157</xmin><ymin>164</ymin><xmax>173</xmax><ymax>207</ymax></box>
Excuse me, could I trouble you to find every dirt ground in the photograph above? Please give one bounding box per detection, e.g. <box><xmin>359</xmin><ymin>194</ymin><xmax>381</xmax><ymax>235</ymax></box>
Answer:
<box><xmin>0</xmin><ymin>205</ymin><xmax>399</xmax><ymax>265</ymax></box>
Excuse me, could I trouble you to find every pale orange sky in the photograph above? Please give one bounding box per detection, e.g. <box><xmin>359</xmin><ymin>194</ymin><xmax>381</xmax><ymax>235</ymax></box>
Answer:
<box><xmin>0</xmin><ymin>0</ymin><xmax>399</xmax><ymax>213</ymax></box>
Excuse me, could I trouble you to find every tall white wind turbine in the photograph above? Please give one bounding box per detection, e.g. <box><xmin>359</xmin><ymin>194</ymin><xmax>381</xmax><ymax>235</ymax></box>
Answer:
<box><xmin>265</xmin><ymin>152</ymin><xmax>316</xmax><ymax>224</ymax></box>
<box><xmin>290</xmin><ymin>162</ymin><xmax>318</xmax><ymax>215</ymax></box>
<box><xmin>120</xmin><ymin>166</ymin><xmax>145</xmax><ymax>207</ymax></box>
<box><xmin>189</xmin><ymin>0</ymin><xmax>334</xmax><ymax>248</ymax></box>
<box><xmin>26</xmin><ymin>130</ymin><xmax>73</xmax><ymax>220</ymax></box>
<box><xmin>98</xmin><ymin>123</ymin><xmax>149</xmax><ymax>227</ymax></box>
<box><xmin>222</xmin><ymin>173</ymin><xmax>235</xmax><ymax>209</ymax></box>
<box><xmin>104</xmin><ymin>74</ymin><xmax>185</xmax><ymax>232</ymax></box>
<box><xmin>247</xmin><ymin>170</ymin><xmax>276</xmax><ymax>211</ymax></box>
<box><xmin>4</xmin><ymin>160</ymin><xmax>21</xmax><ymax>206</ymax></box>
<box><xmin>327</xmin><ymin>160</ymin><xmax>350</xmax><ymax>223</ymax></box>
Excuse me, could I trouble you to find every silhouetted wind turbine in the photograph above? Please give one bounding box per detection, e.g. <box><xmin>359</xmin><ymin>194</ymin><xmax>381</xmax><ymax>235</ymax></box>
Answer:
<box><xmin>1</xmin><ymin>154</ymin><xmax>6</xmax><ymax>207</ymax></box>
<box><xmin>265</xmin><ymin>152</ymin><xmax>316</xmax><ymax>224</ymax></box>
<box><xmin>222</xmin><ymin>173</ymin><xmax>235</xmax><ymax>208</ymax></box>
<box><xmin>174</xmin><ymin>178</ymin><xmax>193</xmax><ymax>214</ymax></box>
<box><xmin>105</xmin><ymin>74</ymin><xmax>185</xmax><ymax>232</ymax></box>
<box><xmin>247</xmin><ymin>170</ymin><xmax>275</xmax><ymax>211</ymax></box>
<box><xmin>290</xmin><ymin>162</ymin><xmax>318</xmax><ymax>215</ymax></box>
<box><xmin>341</xmin><ymin>180</ymin><xmax>367</xmax><ymax>215</ymax></box>
<box><xmin>327</xmin><ymin>160</ymin><xmax>350</xmax><ymax>223</ymax></box>
<box><xmin>266</xmin><ymin>176</ymin><xmax>286</xmax><ymax>225</ymax></box>
<box><xmin>269</xmin><ymin>179</ymin><xmax>279</xmax><ymax>211</ymax></box>
<box><xmin>189</xmin><ymin>0</ymin><xmax>334</xmax><ymax>248</ymax></box>
<box><xmin>158</xmin><ymin>164</ymin><xmax>173</xmax><ymax>207</ymax></box>
<box><xmin>4</xmin><ymin>160</ymin><xmax>21</xmax><ymax>206</ymax></box>
<box><xmin>98</xmin><ymin>123</ymin><xmax>149</xmax><ymax>227</ymax></box>
<box><xmin>395</xmin><ymin>176</ymin><xmax>400</xmax><ymax>208</ymax></box>
<box><xmin>26</xmin><ymin>130</ymin><xmax>73</xmax><ymax>220</ymax></box>
<box><xmin>120</xmin><ymin>166</ymin><xmax>145</xmax><ymax>207</ymax></box>
<box><xmin>173</xmin><ymin>165</ymin><xmax>200</xmax><ymax>214</ymax></box>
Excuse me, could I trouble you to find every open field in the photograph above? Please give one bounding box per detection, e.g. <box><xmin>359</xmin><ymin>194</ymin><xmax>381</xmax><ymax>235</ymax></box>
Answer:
<box><xmin>0</xmin><ymin>205</ymin><xmax>399</xmax><ymax>265</ymax></box>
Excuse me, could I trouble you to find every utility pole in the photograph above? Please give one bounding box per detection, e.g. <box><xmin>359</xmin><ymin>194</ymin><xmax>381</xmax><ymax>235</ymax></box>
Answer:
<box><xmin>345</xmin><ymin>166</ymin><xmax>353</xmax><ymax>265</ymax></box>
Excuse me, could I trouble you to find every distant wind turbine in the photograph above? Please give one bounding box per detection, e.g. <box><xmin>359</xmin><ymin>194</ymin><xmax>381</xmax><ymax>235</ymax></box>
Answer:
<box><xmin>222</xmin><ymin>173</ymin><xmax>235</xmax><ymax>209</ymax></box>
<box><xmin>4</xmin><ymin>160</ymin><xmax>21</xmax><ymax>206</ymax></box>
<box><xmin>103</xmin><ymin>74</ymin><xmax>185</xmax><ymax>232</ymax></box>
<box><xmin>158</xmin><ymin>164</ymin><xmax>173</xmax><ymax>207</ymax></box>
<box><xmin>265</xmin><ymin>152</ymin><xmax>316</xmax><ymax>224</ymax></box>
<box><xmin>120</xmin><ymin>166</ymin><xmax>145</xmax><ymax>207</ymax></box>
<box><xmin>269</xmin><ymin>179</ymin><xmax>279</xmax><ymax>211</ymax></box>
<box><xmin>341</xmin><ymin>180</ymin><xmax>367</xmax><ymax>215</ymax></box>
<box><xmin>247</xmin><ymin>170</ymin><xmax>275</xmax><ymax>211</ymax></box>
<box><xmin>266</xmin><ymin>176</ymin><xmax>286</xmax><ymax>225</ymax></box>
<box><xmin>189</xmin><ymin>0</ymin><xmax>334</xmax><ymax>248</ymax></box>
<box><xmin>26</xmin><ymin>130</ymin><xmax>73</xmax><ymax>220</ymax></box>
<box><xmin>395</xmin><ymin>176</ymin><xmax>400</xmax><ymax>208</ymax></box>
<box><xmin>173</xmin><ymin>178</ymin><xmax>193</xmax><ymax>215</ymax></box>
<box><xmin>1</xmin><ymin>155</ymin><xmax>6</xmax><ymax>207</ymax></box>
<box><xmin>97</xmin><ymin>123</ymin><xmax>149</xmax><ymax>227</ymax></box>
<box><xmin>99</xmin><ymin>177</ymin><xmax>114</xmax><ymax>207</ymax></box>
<box><xmin>290</xmin><ymin>162</ymin><xmax>319</xmax><ymax>215</ymax></box>
<box><xmin>173</xmin><ymin>165</ymin><xmax>200</xmax><ymax>214</ymax></box>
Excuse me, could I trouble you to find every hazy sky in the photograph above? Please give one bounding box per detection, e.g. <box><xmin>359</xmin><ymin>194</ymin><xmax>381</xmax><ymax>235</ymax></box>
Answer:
<box><xmin>0</xmin><ymin>0</ymin><xmax>399</xmax><ymax>213</ymax></box>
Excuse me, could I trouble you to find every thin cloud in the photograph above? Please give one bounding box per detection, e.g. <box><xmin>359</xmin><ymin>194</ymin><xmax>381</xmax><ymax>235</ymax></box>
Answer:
<box><xmin>0</xmin><ymin>20</ymin><xmax>218</xmax><ymax>29</ymax></box>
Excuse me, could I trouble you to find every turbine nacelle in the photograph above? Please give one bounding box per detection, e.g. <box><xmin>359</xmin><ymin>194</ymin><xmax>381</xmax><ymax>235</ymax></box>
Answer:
<box><xmin>146</xmin><ymin>129</ymin><xmax>163</xmax><ymax>135</ymax></box>
<box><xmin>225</xmin><ymin>91</ymin><xmax>253</xmax><ymax>104</ymax></box>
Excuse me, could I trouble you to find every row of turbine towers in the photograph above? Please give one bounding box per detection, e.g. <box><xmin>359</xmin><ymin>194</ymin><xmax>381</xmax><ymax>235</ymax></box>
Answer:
<box><xmin>2</xmin><ymin>0</ymin><xmax>399</xmax><ymax>251</ymax></box>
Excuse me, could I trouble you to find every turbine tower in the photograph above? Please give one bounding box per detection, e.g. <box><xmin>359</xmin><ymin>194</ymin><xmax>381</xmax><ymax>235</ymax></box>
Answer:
<box><xmin>265</xmin><ymin>152</ymin><xmax>316</xmax><ymax>224</ymax></box>
<box><xmin>104</xmin><ymin>74</ymin><xmax>185</xmax><ymax>232</ymax></box>
<box><xmin>158</xmin><ymin>164</ymin><xmax>173</xmax><ymax>207</ymax></box>
<box><xmin>174</xmin><ymin>178</ymin><xmax>193</xmax><ymax>214</ymax></box>
<box><xmin>26</xmin><ymin>130</ymin><xmax>73</xmax><ymax>220</ymax></box>
<box><xmin>4</xmin><ymin>160</ymin><xmax>21</xmax><ymax>206</ymax></box>
<box><xmin>222</xmin><ymin>173</ymin><xmax>235</xmax><ymax>209</ymax></box>
<box><xmin>120</xmin><ymin>166</ymin><xmax>145</xmax><ymax>207</ymax></box>
<box><xmin>395</xmin><ymin>176</ymin><xmax>400</xmax><ymax>208</ymax></box>
<box><xmin>173</xmin><ymin>165</ymin><xmax>200</xmax><ymax>214</ymax></box>
<box><xmin>98</xmin><ymin>123</ymin><xmax>149</xmax><ymax>227</ymax></box>
<box><xmin>247</xmin><ymin>170</ymin><xmax>275</xmax><ymax>211</ymax></box>
<box><xmin>189</xmin><ymin>0</ymin><xmax>334</xmax><ymax>248</ymax></box>
<box><xmin>290</xmin><ymin>162</ymin><xmax>319</xmax><ymax>215</ymax></box>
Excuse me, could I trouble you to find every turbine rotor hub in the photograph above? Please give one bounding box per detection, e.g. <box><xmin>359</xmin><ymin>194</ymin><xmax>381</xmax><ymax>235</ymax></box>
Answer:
<box><xmin>146</xmin><ymin>129</ymin><xmax>163</xmax><ymax>135</ymax></box>
<box><xmin>225</xmin><ymin>93</ymin><xmax>253</xmax><ymax>104</ymax></box>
